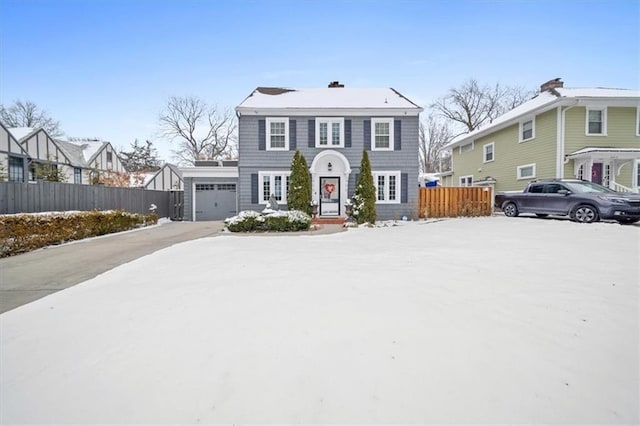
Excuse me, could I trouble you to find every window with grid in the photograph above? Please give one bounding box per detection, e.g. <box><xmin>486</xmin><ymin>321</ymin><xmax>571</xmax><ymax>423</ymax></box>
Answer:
<box><xmin>8</xmin><ymin>156</ymin><xmax>24</xmax><ymax>182</ymax></box>
<box><xmin>266</xmin><ymin>118</ymin><xmax>289</xmax><ymax>150</ymax></box>
<box><xmin>373</xmin><ymin>171</ymin><xmax>401</xmax><ymax>203</ymax></box>
<box><xmin>520</xmin><ymin>118</ymin><xmax>534</xmax><ymax>142</ymax></box>
<box><xmin>316</xmin><ymin>118</ymin><xmax>343</xmax><ymax>147</ymax></box>
<box><xmin>259</xmin><ymin>172</ymin><xmax>291</xmax><ymax>204</ymax></box>
<box><xmin>74</xmin><ymin>167</ymin><xmax>82</xmax><ymax>184</ymax></box>
<box><xmin>587</xmin><ymin>108</ymin><xmax>606</xmax><ymax>135</ymax></box>
<box><xmin>459</xmin><ymin>175</ymin><xmax>473</xmax><ymax>186</ymax></box>
<box><xmin>483</xmin><ymin>143</ymin><xmax>494</xmax><ymax>163</ymax></box>
<box><xmin>371</xmin><ymin>118</ymin><xmax>393</xmax><ymax>151</ymax></box>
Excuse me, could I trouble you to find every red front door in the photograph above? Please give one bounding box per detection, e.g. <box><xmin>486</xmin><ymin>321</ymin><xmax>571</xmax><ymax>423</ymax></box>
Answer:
<box><xmin>591</xmin><ymin>163</ymin><xmax>603</xmax><ymax>185</ymax></box>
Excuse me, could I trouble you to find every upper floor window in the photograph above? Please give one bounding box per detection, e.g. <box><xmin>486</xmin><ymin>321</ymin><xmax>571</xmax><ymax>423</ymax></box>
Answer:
<box><xmin>316</xmin><ymin>118</ymin><xmax>344</xmax><ymax>148</ymax></box>
<box><xmin>258</xmin><ymin>171</ymin><xmax>291</xmax><ymax>204</ymax></box>
<box><xmin>371</xmin><ymin>118</ymin><xmax>394</xmax><ymax>151</ymax></box>
<box><xmin>372</xmin><ymin>171</ymin><xmax>401</xmax><ymax>203</ymax></box>
<box><xmin>483</xmin><ymin>142</ymin><xmax>494</xmax><ymax>163</ymax></box>
<box><xmin>459</xmin><ymin>175</ymin><xmax>473</xmax><ymax>186</ymax></box>
<box><xmin>266</xmin><ymin>117</ymin><xmax>289</xmax><ymax>150</ymax></box>
<box><xmin>586</xmin><ymin>107</ymin><xmax>607</xmax><ymax>135</ymax></box>
<box><xmin>8</xmin><ymin>156</ymin><xmax>24</xmax><ymax>182</ymax></box>
<box><xmin>520</xmin><ymin>118</ymin><xmax>535</xmax><ymax>142</ymax></box>
<box><xmin>517</xmin><ymin>163</ymin><xmax>536</xmax><ymax>180</ymax></box>
<box><xmin>106</xmin><ymin>151</ymin><xmax>113</xmax><ymax>163</ymax></box>
<box><xmin>459</xmin><ymin>142</ymin><xmax>474</xmax><ymax>154</ymax></box>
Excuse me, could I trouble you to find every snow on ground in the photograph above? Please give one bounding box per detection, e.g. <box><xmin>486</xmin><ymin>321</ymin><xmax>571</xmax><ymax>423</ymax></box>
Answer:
<box><xmin>1</xmin><ymin>217</ymin><xmax>638</xmax><ymax>424</ymax></box>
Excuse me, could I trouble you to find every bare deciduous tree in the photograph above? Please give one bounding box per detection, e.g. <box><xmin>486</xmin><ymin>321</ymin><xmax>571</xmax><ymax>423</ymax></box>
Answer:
<box><xmin>159</xmin><ymin>96</ymin><xmax>237</xmax><ymax>165</ymax></box>
<box><xmin>431</xmin><ymin>79</ymin><xmax>536</xmax><ymax>134</ymax></box>
<box><xmin>0</xmin><ymin>100</ymin><xmax>63</xmax><ymax>137</ymax></box>
<box><xmin>419</xmin><ymin>114</ymin><xmax>453</xmax><ymax>173</ymax></box>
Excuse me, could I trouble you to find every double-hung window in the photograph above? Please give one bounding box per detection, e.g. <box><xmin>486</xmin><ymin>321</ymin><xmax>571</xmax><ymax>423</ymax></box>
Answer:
<box><xmin>8</xmin><ymin>156</ymin><xmax>24</xmax><ymax>182</ymax></box>
<box><xmin>258</xmin><ymin>171</ymin><xmax>291</xmax><ymax>204</ymax></box>
<box><xmin>372</xmin><ymin>171</ymin><xmax>401</xmax><ymax>203</ymax></box>
<box><xmin>266</xmin><ymin>117</ymin><xmax>289</xmax><ymax>150</ymax></box>
<box><xmin>483</xmin><ymin>142</ymin><xmax>495</xmax><ymax>163</ymax></box>
<box><xmin>586</xmin><ymin>107</ymin><xmax>607</xmax><ymax>135</ymax></box>
<box><xmin>520</xmin><ymin>118</ymin><xmax>535</xmax><ymax>142</ymax></box>
<box><xmin>316</xmin><ymin>118</ymin><xmax>344</xmax><ymax>148</ymax></box>
<box><xmin>371</xmin><ymin>118</ymin><xmax>394</xmax><ymax>151</ymax></box>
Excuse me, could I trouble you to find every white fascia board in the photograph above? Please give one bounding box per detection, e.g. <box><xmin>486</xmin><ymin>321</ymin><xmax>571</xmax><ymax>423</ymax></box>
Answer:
<box><xmin>445</xmin><ymin>99</ymin><xmax>573</xmax><ymax>149</ymax></box>
<box><xmin>235</xmin><ymin>107</ymin><xmax>423</xmax><ymax>117</ymax></box>
<box><xmin>180</xmin><ymin>166</ymin><xmax>239</xmax><ymax>178</ymax></box>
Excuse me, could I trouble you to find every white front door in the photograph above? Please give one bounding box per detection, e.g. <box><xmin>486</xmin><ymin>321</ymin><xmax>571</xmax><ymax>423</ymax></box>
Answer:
<box><xmin>319</xmin><ymin>176</ymin><xmax>340</xmax><ymax>216</ymax></box>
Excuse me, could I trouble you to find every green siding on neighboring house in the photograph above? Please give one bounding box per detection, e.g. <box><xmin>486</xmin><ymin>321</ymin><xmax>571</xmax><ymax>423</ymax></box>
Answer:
<box><xmin>563</xmin><ymin>107</ymin><xmax>640</xmax><ymax>188</ymax></box>
<box><xmin>450</xmin><ymin>109</ymin><xmax>558</xmax><ymax>191</ymax></box>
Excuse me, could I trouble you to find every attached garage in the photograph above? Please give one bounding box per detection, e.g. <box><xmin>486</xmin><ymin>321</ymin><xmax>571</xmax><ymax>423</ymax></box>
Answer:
<box><xmin>181</xmin><ymin>162</ymin><xmax>239</xmax><ymax>221</ymax></box>
<box><xmin>195</xmin><ymin>183</ymin><xmax>237</xmax><ymax>221</ymax></box>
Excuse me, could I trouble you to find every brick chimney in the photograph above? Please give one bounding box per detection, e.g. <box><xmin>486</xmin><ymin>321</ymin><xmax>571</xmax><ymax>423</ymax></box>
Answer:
<box><xmin>328</xmin><ymin>81</ymin><xmax>344</xmax><ymax>88</ymax></box>
<box><xmin>540</xmin><ymin>78</ymin><xmax>564</xmax><ymax>92</ymax></box>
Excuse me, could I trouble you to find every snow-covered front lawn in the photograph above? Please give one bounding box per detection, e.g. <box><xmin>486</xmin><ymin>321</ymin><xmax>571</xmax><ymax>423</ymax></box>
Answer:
<box><xmin>1</xmin><ymin>216</ymin><xmax>638</xmax><ymax>423</ymax></box>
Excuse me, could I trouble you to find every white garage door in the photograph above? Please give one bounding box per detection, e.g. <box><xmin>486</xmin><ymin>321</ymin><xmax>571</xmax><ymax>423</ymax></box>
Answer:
<box><xmin>195</xmin><ymin>183</ymin><xmax>237</xmax><ymax>221</ymax></box>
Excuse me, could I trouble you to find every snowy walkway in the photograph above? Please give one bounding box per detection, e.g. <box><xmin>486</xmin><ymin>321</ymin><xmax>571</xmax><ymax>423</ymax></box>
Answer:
<box><xmin>1</xmin><ymin>217</ymin><xmax>638</xmax><ymax>423</ymax></box>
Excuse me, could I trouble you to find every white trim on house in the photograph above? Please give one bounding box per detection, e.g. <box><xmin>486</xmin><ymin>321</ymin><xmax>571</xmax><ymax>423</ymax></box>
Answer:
<box><xmin>258</xmin><ymin>171</ymin><xmax>291</xmax><ymax>205</ymax></box>
<box><xmin>483</xmin><ymin>142</ymin><xmax>495</xmax><ymax>163</ymax></box>
<box><xmin>315</xmin><ymin>117</ymin><xmax>345</xmax><ymax>148</ymax></box>
<box><xmin>238</xmin><ymin>108</ymin><xmax>422</xmax><ymax>117</ymax></box>
<box><xmin>634</xmin><ymin>159</ymin><xmax>640</xmax><ymax>190</ymax></box>
<box><xmin>517</xmin><ymin>163</ymin><xmax>536</xmax><ymax>180</ymax></box>
<box><xmin>585</xmin><ymin>107</ymin><xmax>607</xmax><ymax>136</ymax></box>
<box><xmin>459</xmin><ymin>141</ymin><xmax>474</xmax><ymax>154</ymax></box>
<box><xmin>519</xmin><ymin>117</ymin><xmax>535</xmax><ymax>142</ymax></box>
<box><xmin>266</xmin><ymin>117</ymin><xmax>289</xmax><ymax>151</ymax></box>
<box><xmin>181</xmin><ymin>167</ymin><xmax>238</xmax><ymax>178</ymax></box>
<box><xmin>459</xmin><ymin>175</ymin><xmax>473</xmax><ymax>186</ymax></box>
<box><xmin>371</xmin><ymin>118</ymin><xmax>394</xmax><ymax>151</ymax></box>
<box><xmin>636</xmin><ymin>107</ymin><xmax>640</xmax><ymax>137</ymax></box>
<box><xmin>372</xmin><ymin>171</ymin><xmax>401</xmax><ymax>204</ymax></box>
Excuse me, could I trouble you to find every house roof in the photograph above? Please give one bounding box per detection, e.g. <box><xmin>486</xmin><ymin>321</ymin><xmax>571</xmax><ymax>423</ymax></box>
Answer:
<box><xmin>58</xmin><ymin>138</ymin><xmax>109</xmax><ymax>163</ymax></box>
<box><xmin>55</xmin><ymin>140</ymin><xmax>87</xmax><ymax>165</ymax></box>
<box><xmin>446</xmin><ymin>86</ymin><xmax>640</xmax><ymax>149</ymax></box>
<box><xmin>566</xmin><ymin>147</ymin><xmax>640</xmax><ymax>160</ymax></box>
<box><xmin>7</xmin><ymin>127</ymin><xmax>38</xmax><ymax>141</ymax></box>
<box><xmin>236</xmin><ymin>87</ymin><xmax>423</xmax><ymax>114</ymax></box>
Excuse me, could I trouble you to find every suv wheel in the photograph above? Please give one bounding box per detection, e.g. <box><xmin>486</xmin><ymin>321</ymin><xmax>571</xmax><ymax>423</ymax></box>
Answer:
<box><xmin>503</xmin><ymin>202</ymin><xmax>519</xmax><ymax>217</ymax></box>
<box><xmin>572</xmin><ymin>205</ymin><xmax>599</xmax><ymax>223</ymax></box>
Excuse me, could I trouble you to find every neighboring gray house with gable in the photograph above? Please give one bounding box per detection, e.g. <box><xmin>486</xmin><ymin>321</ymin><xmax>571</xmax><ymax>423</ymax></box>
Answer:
<box><xmin>181</xmin><ymin>82</ymin><xmax>423</xmax><ymax>221</ymax></box>
<box><xmin>236</xmin><ymin>83</ymin><xmax>423</xmax><ymax>220</ymax></box>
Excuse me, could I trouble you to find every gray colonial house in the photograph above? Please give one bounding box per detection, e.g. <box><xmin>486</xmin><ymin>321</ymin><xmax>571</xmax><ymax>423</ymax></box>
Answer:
<box><xmin>181</xmin><ymin>82</ymin><xmax>423</xmax><ymax>221</ymax></box>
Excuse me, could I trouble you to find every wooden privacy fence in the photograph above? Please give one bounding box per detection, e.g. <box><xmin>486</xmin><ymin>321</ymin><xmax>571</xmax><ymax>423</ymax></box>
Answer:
<box><xmin>0</xmin><ymin>181</ymin><xmax>183</xmax><ymax>219</ymax></box>
<box><xmin>418</xmin><ymin>186</ymin><xmax>493</xmax><ymax>218</ymax></box>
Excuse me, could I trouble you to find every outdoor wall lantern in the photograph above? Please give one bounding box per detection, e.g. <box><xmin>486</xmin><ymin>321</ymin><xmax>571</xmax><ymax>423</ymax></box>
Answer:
<box><xmin>327</xmin><ymin>162</ymin><xmax>333</xmax><ymax>172</ymax></box>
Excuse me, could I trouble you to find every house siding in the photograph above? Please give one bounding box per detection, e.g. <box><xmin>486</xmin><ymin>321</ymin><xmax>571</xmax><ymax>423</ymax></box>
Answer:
<box><xmin>238</xmin><ymin>115</ymin><xmax>420</xmax><ymax>220</ymax></box>
<box><xmin>563</xmin><ymin>106</ymin><xmax>640</xmax><ymax>187</ymax></box>
<box><xmin>449</xmin><ymin>109</ymin><xmax>558</xmax><ymax>191</ymax></box>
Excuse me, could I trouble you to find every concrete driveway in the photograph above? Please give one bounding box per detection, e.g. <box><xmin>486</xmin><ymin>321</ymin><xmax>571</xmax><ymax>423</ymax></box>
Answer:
<box><xmin>0</xmin><ymin>221</ymin><xmax>225</xmax><ymax>314</ymax></box>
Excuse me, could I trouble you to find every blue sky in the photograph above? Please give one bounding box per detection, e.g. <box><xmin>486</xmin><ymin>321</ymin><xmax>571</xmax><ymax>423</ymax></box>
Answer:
<box><xmin>1</xmin><ymin>0</ymin><xmax>638</xmax><ymax>162</ymax></box>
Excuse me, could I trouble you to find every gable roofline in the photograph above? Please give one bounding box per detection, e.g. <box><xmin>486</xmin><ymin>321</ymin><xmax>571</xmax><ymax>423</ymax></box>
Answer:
<box><xmin>0</xmin><ymin>122</ymin><xmax>30</xmax><ymax>157</ymax></box>
<box><xmin>446</xmin><ymin>86</ymin><xmax>640</xmax><ymax>149</ymax></box>
<box><xmin>15</xmin><ymin>126</ymin><xmax>76</xmax><ymax>165</ymax></box>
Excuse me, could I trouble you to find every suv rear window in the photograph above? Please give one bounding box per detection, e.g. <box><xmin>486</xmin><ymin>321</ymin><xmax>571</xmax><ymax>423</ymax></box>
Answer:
<box><xmin>529</xmin><ymin>184</ymin><xmax>544</xmax><ymax>193</ymax></box>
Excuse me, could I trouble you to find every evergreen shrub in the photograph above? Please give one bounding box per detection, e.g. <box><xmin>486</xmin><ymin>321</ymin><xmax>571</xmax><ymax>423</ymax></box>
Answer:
<box><xmin>225</xmin><ymin>210</ymin><xmax>311</xmax><ymax>232</ymax></box>
<box><xmin>352</xmin><ymin>150</ymin><xmax>377</xmax><ymax>224</ymax></box>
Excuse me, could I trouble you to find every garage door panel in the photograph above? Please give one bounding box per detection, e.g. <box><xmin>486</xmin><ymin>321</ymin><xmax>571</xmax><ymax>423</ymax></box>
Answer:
<box><xmin>195</xmin><ymin>183</ymin><xmax>237</xmax><ymax>221</ymax></box>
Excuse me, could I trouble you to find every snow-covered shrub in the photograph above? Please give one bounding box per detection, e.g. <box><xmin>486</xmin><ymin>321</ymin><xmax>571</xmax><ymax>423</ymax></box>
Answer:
<box><xmin>352</xmin><ymin>150</ymin><xmax>376</xmax><ymax>224</ymax></box>
<box><xmin>0</xmin><ymin>210</ymin><xmax>158</xmax><ymax>257</ymax></box>
<box><xmin>225</xmin><ymin>210</ymin><xmax>311</xmax><ymax>232</ymax></box>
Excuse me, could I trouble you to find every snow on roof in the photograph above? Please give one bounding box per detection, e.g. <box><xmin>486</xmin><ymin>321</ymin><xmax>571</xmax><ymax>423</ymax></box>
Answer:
<box><xmin>237</xmin><ymin>87</ymin><xmax>423</xmax><ymax>110</ymax></box>
<box><xmin>55</xmin><ymin>140</ymin><xmax>87</xmax><ymax>165</ymax></box>
<box><xmin>7</xmin><ymin>127</ymin><xmax>37</xmax><ymax>141</ymax></box>
<box><xmin>447</xmin><ymin>86</ymin><xmax>640</xmax><ymax>148</ymax></box>
<box><xmin>60</xmin><ymin>139</ymin><xmax>107</xmax><ymax>162</ymax></box>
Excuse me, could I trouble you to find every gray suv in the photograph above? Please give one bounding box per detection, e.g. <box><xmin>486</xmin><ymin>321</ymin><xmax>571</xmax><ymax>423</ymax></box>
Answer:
<box><xmin>495</xmin><ymin>179</ymin><xmax>640</xmax><ymax>224</ymax></box>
